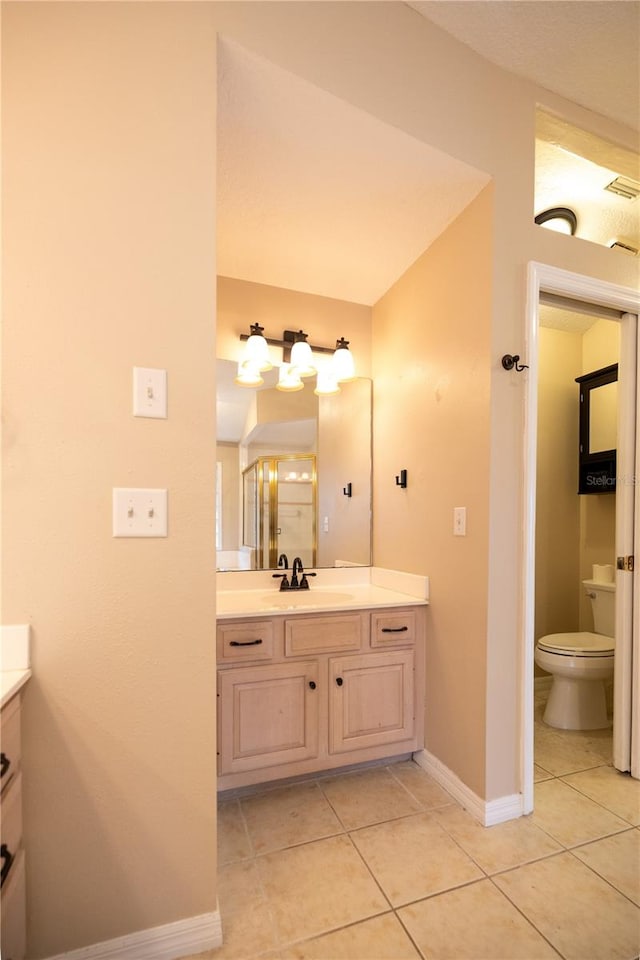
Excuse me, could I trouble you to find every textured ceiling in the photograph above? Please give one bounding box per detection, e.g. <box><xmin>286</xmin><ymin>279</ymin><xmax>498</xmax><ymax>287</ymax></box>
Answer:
<box><xmin>409</xmin><ymin>1</ymin><xmax>640</xmax><ymax>133</ymax></box>
<box><xmin>217</xmin><ymin>40</ymin><xmax>490</xmax><ymax>306</ymax></box>
<box><xmin>536</xmin><ymin>139</ymin><xmax>639</xmax><ymax>251</ymax></box>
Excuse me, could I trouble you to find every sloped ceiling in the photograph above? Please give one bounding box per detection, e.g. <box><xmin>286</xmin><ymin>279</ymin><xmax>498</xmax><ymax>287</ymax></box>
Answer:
<box><xmin>217</xmin><ymin>39</ymin><xmax>490</xmax><ymax>306</ymax></box>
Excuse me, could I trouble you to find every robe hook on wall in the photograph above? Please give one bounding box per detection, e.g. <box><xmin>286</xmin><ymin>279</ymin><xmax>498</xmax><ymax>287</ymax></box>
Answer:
<box><xmin>501</xmin><ymin>354</ymin><xmax>529</xmax><ymax>373</ymax></box>
<box><xmin>343</xmin><ymin>482</ymin><xmax>352</xmax><ymax>498</ymax></box>
<box><xmin>395</xmin><ymin>469</ymin><xmax>408</xmax><ymax>489</ymax></box>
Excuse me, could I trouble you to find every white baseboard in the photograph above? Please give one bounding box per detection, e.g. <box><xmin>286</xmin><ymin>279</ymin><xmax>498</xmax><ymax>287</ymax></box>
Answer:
<box><xmin>46</xmin><ymin>908</ymin><xmax>222</xmax><ymax>960</ymax></box>
<box><xmin>413</xmin><ymin>749</ymin><xmax>523</xmax><ymax>826</ymax></box>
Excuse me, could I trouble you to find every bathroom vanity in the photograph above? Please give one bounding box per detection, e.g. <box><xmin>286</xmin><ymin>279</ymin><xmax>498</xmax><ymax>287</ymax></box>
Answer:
<box><xmin>216</xmin><ymin>570</ymin><xmax>428</xmax><ymax>791</ymax></box>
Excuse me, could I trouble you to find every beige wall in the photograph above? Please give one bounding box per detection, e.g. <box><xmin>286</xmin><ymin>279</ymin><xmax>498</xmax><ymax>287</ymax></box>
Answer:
<box><xmin>372</xmin><ymin>186</ymin><xmax>493</xmax><ymax>797</ymax></box>
<box><xmin>4</xmin><ymin>3</ymin><xmax>640</xmax><ymax>955</ymax></box>
<box><xmin>535</xmin><ymin>328</ymin><xmax>582</xmax><ymax>649</ymax></box>
<box><xmin>2</xmin><ymin>4</ymin><xmax>217</xmax><ymax>956</ymax></box>
<box><xmin>217</xmin><ymin>442</ymin><xmax>241</xmax><ymax>551</ymax></box>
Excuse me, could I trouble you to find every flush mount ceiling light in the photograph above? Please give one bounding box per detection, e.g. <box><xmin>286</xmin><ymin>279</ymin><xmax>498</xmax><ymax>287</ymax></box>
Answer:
<box><xmin>534</xmin><ymin>206</ymin><xmax>577</xmax><ymax>236</ymax></box>
<box><xmin>237</xmin><ymin>327</ymin><xmax>356</xmax><ymax>395</ymax></box>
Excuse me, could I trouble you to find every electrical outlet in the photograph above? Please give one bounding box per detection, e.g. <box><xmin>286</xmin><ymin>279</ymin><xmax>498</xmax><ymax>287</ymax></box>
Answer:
<box><xmin>453</xmin><ymin>506</ymin><xmax>467</xmax><ymax>536</ymax></box>
<box><xmin>113</xmin><ymin>488</ymin><xmax>168</xmax><ymax>537</ymax></box>
<box><xmin>133</xmin><ymin>367</ymin><xmax>167</xmax><ymax>418</ymax></box>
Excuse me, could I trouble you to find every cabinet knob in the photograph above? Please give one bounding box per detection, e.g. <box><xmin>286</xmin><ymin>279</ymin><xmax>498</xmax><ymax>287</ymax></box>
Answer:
<box><xmin>335</xmin><ymin>677</ymin><xmax>343</xmax><ymax>687</ymax></box>
<box><xmin>308</xmin><ymin>680</ymin><xmax>316</xmax><ymax>690</ymax></box>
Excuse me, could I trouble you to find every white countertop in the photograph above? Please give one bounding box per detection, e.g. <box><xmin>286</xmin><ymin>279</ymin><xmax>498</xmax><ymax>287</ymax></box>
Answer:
<box><xmin>1</xmin><ymin>624</ymin><xmax>31</xmax><ymax>707</ymax></box>
<box><xmin>217</xmin><ymin>567</ymin><xmax>429</xmax><ymax>621</ymax></box>
<box><xmin>1</xmin><ymin>670</ymin><xmax>31</xmax><ymax>708</ymax></box>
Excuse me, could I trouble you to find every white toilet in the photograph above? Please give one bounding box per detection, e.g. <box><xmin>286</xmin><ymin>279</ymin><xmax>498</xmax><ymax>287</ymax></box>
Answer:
<box><xmin>535</xmin><ymin>578</ymin><xmax>615</xmax><ymax>730</ymax></box>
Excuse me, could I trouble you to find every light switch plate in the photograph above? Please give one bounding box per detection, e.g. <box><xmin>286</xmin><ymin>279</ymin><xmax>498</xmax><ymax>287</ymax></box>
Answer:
<box><xmin>453</xmin><ymin>506</ymin><xmax>467</xmax><ymax>536</ymax></box>
<box><xmin>133</xmin><ymin>367</ymin><xmax>167</xmax><ymax>418</ymax></box>
<box><xmin>113</xmin><ymin>488</ymin><xmax>168</xmax><ymax>537</ymax></box>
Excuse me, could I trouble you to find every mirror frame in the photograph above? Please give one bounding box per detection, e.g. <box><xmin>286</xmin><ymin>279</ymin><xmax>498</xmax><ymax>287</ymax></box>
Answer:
<box><xmin>575</xmin><ymin>362</ymin><xmax>618</xmax><ymax>494</ymax></box>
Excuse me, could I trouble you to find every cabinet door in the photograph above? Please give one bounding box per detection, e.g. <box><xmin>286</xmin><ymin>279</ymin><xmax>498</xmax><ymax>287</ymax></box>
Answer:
<box><xmin>218</xmin><ymin>661</ymin><xmax>319</xmax><ymax>774</ymax></box>
<box><xmin>329</xmin><ymin>650</ymin><xmax>414</xmax><ymax>754</ymax></box>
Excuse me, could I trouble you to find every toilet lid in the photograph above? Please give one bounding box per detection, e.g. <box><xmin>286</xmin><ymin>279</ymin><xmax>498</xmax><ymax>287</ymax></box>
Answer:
<box><xmin>537</xmin><ymin>632</ymin><xmax>615</xmax><ymax>657</ymax></box>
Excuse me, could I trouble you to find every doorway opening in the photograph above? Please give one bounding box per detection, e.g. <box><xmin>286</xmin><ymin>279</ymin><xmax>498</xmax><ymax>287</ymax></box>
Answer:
<box><xmin>522</xmin><ymin>263</ymin><xmax>640</xmax><ymax>813</ymax></box>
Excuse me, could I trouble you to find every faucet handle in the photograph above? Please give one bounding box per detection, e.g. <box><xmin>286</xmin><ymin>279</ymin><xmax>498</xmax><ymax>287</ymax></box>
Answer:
<box><xmin>272</xmin><ymin>573</ymin><xmax>290</xmax><ymax>591</ymax></box>
<box><xmin>299</xmin><ymin>572</ymin><xmax>317</xmax><ymax>590</ymax></box>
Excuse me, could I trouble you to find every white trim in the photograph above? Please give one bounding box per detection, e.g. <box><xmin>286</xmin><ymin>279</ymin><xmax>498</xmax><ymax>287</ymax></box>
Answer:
<box><xmin>413</xmin><ymin>750</ymin><xmax>523</xmax><ymax>826</ymax></box>
<box><xmin>45</xmin><ymin>909</ymin><xmax>222</xmax><ymax>960</ymax></box>
<box><xmin>522</xmin><ymin>263</ymin><xmax>640</xmax><ymax>813</ymax></box>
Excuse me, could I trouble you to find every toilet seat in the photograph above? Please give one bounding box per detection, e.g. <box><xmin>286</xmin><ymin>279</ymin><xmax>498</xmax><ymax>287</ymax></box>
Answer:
<box><xmin>537</xmin><ymin>631</ymin><xmax>614</xmax><ymax>658</ymax></box>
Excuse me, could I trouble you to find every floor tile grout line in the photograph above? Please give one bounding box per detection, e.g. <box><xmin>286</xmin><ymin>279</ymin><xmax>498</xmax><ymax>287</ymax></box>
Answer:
<box><xmin>486</xmin><ymin>873</ymin><xmax>569</xmax><ymax>960</ymax></box>
<box><xmin>566</xmin><ymin>843</ymin><xmax>640</xmax><ymax>909</ymax></box>
<box><xmin>556</xmin><ymin>771</ymin><xmax>640</xmax><ymax>825</ymax></box>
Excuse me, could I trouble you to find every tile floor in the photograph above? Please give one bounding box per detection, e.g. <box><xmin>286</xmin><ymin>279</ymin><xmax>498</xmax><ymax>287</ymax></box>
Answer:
<box><xmin>184</xmin><ymin>694</ymin><xmax>640</xmax><ymax>960</ymax></box>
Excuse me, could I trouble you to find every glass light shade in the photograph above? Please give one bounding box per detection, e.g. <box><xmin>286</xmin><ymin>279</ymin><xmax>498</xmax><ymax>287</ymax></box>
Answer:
<box><xmin>332</xmin><ymin>344</ymin><xmax>355</xmax><ymax>382</ymax></box>
<box><xmin>314</xmin><ymin>369</ymin><xmax>341</xmax><ymax>396</ymax></box>
<box><xmin>276</xmin><ymin>363</ymin><xmax>304</xmax><ymax>392</ymax></box>
<box><xmin>290</xmin><ymin>339</ymin><xmax>316</xmax><ymax>378</ymax></box>
<box><xmin>244</xmin><ymin>332</ymin><xmax>273</xmax><ymax>371</ymax></box>
<box><xmin>234</xmin><ymin>360</ymin><xmax>264</xmax><ymax>387</ymax></box>
<box><xmin>541</xmin><ymin>217</ymin><xmax>573</xmax><ymax>235</ymax></box>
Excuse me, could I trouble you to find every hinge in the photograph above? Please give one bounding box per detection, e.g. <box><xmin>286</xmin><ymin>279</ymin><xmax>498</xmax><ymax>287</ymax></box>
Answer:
<box><xmin>617</xmin><ymin>555</ymin><xmax>634</xmax><ymax>572</ymax></box>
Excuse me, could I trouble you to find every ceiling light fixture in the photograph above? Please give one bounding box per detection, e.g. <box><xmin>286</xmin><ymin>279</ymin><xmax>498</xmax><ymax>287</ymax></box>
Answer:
<box><xmin>534</xmin><ymin>207</ymin><xmax>577</xmax><ymax>236</ymax></box>
<box><xmin>237</xmin><ymin>327</ymin><xmax>356</xmax><ymax>395</ymax></box>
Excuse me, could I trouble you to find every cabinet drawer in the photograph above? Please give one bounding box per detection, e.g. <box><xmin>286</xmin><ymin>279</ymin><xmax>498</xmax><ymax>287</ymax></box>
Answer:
<box><xmin>0</xmin><ymin>847</ymin><xmax>26</xmax><ymax>960</ymax></box>
<box><xmin>1</xmin><ymin>773</ymin><xmax>23</xmax><ymax>891</ymax></box>
<box><xmin>371</xmin><ymin>609</ymin><xmax>416</xmax><ymax>648</ymax></box>
<box><xmin>285</xmin><ymin>615</ymin><xmax>362</xmax><ymax>657</ymax></box>
<box><xmin>0</xmin><ymin>697</ymin><xmax>21</xmax><ymax>796</ymax></box>
<box><xmin>217</xmin><ymin>621</ymin><xmax>275</xmax><ymax>662</ymax></box>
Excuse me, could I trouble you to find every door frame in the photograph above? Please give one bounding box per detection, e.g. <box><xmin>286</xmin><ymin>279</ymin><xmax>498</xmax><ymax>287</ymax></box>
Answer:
<box><xmin>522</xmin><ymin>262</ymin><xmax>640</xmax><ymax>813</ymax></box>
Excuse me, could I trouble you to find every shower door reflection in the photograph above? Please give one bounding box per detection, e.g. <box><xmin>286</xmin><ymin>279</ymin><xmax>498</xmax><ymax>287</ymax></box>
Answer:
<box><xmin>242</xmin><ymin>455</ymin><xmax>317</xmax><ymax>569</ymax></box>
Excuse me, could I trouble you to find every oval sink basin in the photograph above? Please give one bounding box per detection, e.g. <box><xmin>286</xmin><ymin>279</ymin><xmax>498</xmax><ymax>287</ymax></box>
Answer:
<box><xmin>260</xmin><ymin>591</ymin><xmax>354</xmax><ymax>609</ymax></box>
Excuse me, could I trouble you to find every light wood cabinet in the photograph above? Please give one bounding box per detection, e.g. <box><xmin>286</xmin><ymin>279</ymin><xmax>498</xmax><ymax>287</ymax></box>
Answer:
<box><xmin>217</xmin><ymin>605</ymin><xmax>424</xmax><ymax>790</ymax></box>
<box><xmin>218</xmin><ymin>660</ymin><xmax>320</xmax><ymax>774</ymax></box>
<box><xmin>329</xmin><ymin>649</ymin><xmax>414</xmax><ymax>754</ymax></box>
<box><xmin>1</xmin><ymin>692</ymin><xmax>26</xmax><ymax>960</ymax></box>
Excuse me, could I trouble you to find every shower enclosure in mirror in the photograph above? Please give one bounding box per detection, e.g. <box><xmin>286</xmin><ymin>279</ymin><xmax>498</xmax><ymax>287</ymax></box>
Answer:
<box><xmin>243</xmin><ymin>456</ymin><xmax>316</xmax><ymax>569</ymax></box>
<box><xmin>216</xmin><ymin>358</ymin><xmax>371</xmax><ymax>570</ymax></box>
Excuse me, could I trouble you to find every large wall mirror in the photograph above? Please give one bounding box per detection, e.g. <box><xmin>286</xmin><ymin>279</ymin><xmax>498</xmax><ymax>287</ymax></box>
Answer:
<box><xmin>216</xmin><ymin>359</ymin><xmax>372</xmax><ymax>570</ymax></box>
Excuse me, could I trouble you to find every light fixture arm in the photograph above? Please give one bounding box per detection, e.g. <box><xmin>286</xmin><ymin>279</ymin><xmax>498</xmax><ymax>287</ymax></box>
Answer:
<box><xmin>239</xmin><ymin>328</ymin><xmax>338</xmax><ymax>363</ymax></box>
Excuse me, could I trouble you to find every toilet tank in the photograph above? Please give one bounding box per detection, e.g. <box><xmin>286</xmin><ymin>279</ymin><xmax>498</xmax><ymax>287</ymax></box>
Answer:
<box><xmin>582</xmin><ymin>579</ymin><xmax>616</xmax><ymax>636</ymax></box>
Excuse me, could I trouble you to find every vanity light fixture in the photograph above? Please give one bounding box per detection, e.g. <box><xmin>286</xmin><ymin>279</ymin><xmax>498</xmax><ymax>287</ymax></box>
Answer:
<box><xmin>289</xmin><ymin>331</ymin><xmax>316</xmax><ymax>378</ymax></box>
<box><xmin>242</xmin><ymin>323</ymin><xmax>273</xmax><ymax>371</ymax></box>
<box><xmin>237</xmin><ymin>326</ymin><xmax>356</xmax><ymax>394</ymax></box>
<box><xmin>277</xmin><ymin>363</ymin><xmax>304</xmax><ymax>392</ymax></box>
<box><xmin>234</xmin><ymin>359</ymin><xmax>264</xmax><ymax>387</ymax></box>
<box><xmin>534</xmin><ymin>206</ymin><xmax>577</xmax><ymax>236</ymax></box>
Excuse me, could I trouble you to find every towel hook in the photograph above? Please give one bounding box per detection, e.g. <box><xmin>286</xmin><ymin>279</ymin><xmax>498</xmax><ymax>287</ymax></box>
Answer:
<box><xmin>501</xmin><ymin>354</ymin><xmax>529</xmax><ymax>373</ymax></box>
